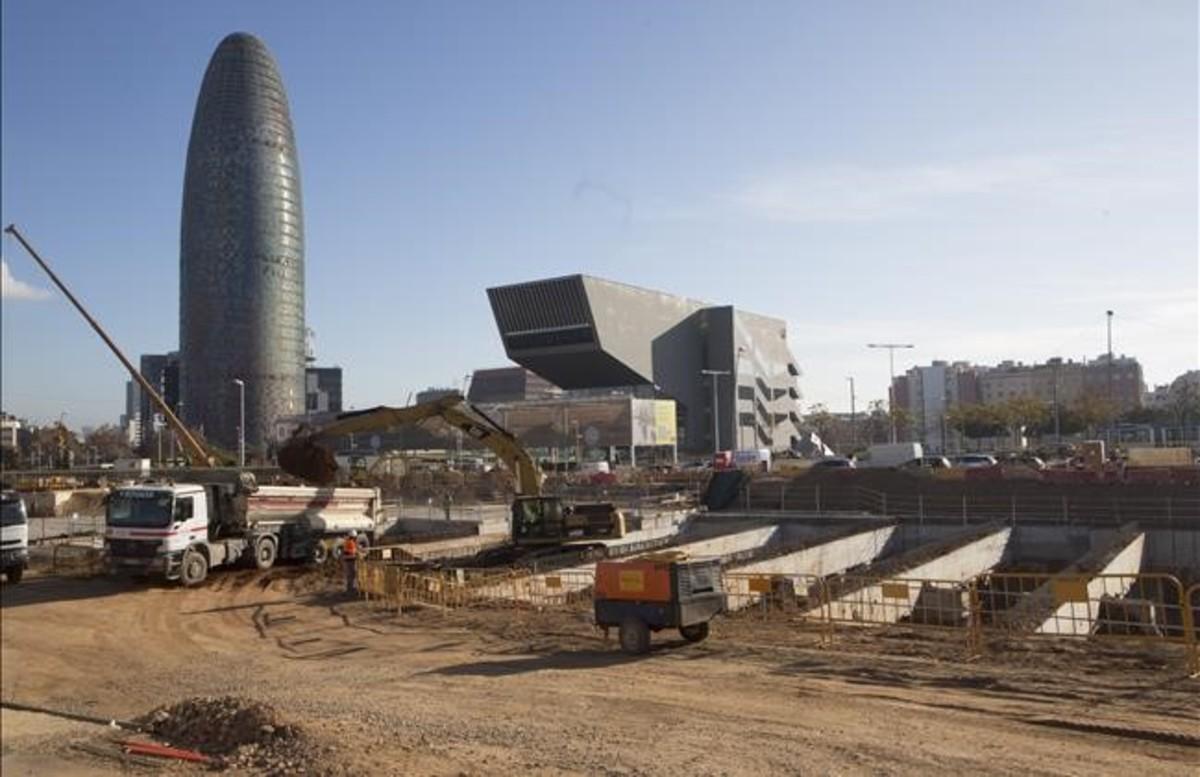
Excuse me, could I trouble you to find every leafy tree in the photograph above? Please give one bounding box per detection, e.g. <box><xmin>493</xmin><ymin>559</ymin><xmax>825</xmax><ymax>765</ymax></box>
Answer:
<box><xmin>84</xmin><ymin>424</ymin><xmax>133</xmax><ymax>463</ymax></box>
<box><xmin>946</xmin><ymin>404</ymin><xmax>1006</xmax><ymax>442</ymax></box>
<box><xmin>999</xmin><ymin>396</ymin><xmax>1050</xmax><ymax>442</ymax></box>
<box><xmin>1071</xmin><ymin>392</ymin><xmax>1116</xmax><ymax>436</ymax></box>
<box><xmin>803</xmin><ymin>404</ymin><xmax>837</xmax><ymax>443</ymax></box>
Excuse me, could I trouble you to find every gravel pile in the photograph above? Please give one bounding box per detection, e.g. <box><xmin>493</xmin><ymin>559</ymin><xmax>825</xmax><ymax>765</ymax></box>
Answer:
<box><xmin>139</xmin><ymin>695</ymin><xmax>338</xmax><ymax>775</ymax></box>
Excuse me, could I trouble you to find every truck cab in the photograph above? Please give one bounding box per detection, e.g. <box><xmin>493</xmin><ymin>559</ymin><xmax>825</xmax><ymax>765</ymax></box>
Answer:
<box><xmin>106</xmin><ymin>484</ymin><xmax>211</xmax><ymax>581</ymax></box>
<box><xmin>1</xmin><ymin>491</ymin><xmax>30</xmax><ymax>584</ymax></box>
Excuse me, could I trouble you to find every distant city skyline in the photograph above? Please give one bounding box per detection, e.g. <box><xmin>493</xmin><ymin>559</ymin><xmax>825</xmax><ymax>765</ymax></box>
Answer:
<box><xmin>2</xmin><ymin>1</ymin><xmax>1196</xmax><ymax>427</ymax></box>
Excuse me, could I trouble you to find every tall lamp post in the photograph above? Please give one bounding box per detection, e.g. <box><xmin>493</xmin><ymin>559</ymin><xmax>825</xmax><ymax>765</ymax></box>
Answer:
<box><xmin>232</xmin><ymin>378</ymin><xmax>245</xmax><ymax>468</ymax></box>
<box><xmin>1105</xmin><ymin>310</ymin><xmax>1114</xmax><ymax>445</ymax></box>
<box><xmin>700</xmin><ymin>369</ymin><xmax>731</xmax><ymax>454</ymax></box>
<box><xmin>734</xmin><ymin>346</ymin><xmax>746</xmax><ymax>449</ymax></box>
<box><xmin>867</xmin><ymin>343</ymin><xmax>914</xmax><ymax>444</ymax></box>
<box><xmin>846</xmin><ymin>376</ymin><xmax>857</xmax><ymax>448</ymax></box>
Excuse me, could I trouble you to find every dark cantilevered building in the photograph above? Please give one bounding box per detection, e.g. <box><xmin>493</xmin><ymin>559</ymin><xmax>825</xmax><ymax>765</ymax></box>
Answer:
<box><xmin>487</xmin><ymin>275</ymin><xmax>804</xmax><ymax>454</ymax></box>
<box><xmin>179</xmin><ymin>33</ymin><xmax>305</xmax><ymax>452</ymax></box>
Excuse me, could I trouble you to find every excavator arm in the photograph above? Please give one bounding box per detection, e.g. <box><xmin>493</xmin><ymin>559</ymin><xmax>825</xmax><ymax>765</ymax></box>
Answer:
<box><xmin>277</xmin><ymin>393</ymin><xmax>544</xmax><ymax>494</ymax></box>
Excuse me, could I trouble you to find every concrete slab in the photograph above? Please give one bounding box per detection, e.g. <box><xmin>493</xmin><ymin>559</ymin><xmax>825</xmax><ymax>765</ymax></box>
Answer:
<box><xmin>723</xmin><ymin>525</ymin><xmax>898</xmax><ymax>611</ymax></box>
<box><xmin>818</xmin><ymin>526</ymin><xmax>1013</xmax><ymax>624</ymax></box>
<box><xmin>1036</xmin><ymin>530</ymin><xmax>1146</xmax><ymax>636</ymax></box>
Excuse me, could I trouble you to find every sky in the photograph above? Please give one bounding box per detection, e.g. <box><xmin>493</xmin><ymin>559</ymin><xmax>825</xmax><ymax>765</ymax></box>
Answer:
<box><xmin>2</xmin><ymin>1</ymin><xmax>1197</xmax><ymax>428</ymax></box>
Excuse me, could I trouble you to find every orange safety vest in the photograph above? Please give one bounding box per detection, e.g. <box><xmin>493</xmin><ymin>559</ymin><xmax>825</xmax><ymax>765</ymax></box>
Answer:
<box><xmin>342</xmin><ymin>536</ymin><xmax>358</xmax><ymax>560</ymax></box>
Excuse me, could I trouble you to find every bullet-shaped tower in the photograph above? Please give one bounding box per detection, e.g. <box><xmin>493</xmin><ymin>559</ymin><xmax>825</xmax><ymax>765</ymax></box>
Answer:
<box><xmin>180</xmin><ymin>33</ymin><xmax>305</xmax><ymax>453</ymax></box>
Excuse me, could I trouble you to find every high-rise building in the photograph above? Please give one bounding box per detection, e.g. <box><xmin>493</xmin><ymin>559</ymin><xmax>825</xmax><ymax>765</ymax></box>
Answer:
<box><xmin>894</xmin><ymin>362</ymin><xmax>982</xmax><ymax>453</ymax></box>
<box><xmin>305</xmin><ymin>367</ymin><xmax>343</xmax><ymax>414</ymax></box>
<box><xmin>137</xmin><ymin>353</ymin><xmax>180</xmax><ymax>440</ymax></box>
<box><xmin>122</xmin><ymin>380</ymin><xmax>142</xmax><ymax>446</ymax></box>
<box><xmin>179</xmin><ymin>32</ymin><xmax>305</xmax><ymax>452</ymax></box>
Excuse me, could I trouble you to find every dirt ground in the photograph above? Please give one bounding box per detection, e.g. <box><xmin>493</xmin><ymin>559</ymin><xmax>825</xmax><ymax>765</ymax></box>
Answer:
<box><xmin>1</xmin><ymin>568</ymin><xmax>1196</xmax><ymax>776</ymax></box>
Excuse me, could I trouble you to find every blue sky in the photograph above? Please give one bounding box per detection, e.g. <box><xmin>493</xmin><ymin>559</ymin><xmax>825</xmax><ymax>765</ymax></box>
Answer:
<box><xmin>2</xmin><ymin>1</ymin><xmax>1196</xmax><ymax>428</ymax></box>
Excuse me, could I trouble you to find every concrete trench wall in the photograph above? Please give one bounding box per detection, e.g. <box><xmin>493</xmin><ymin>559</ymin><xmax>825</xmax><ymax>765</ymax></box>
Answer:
<box><xmin>1035</xmin><ymin>533</ymin><xmax>1147</xmax><ymax>636</ymax></box>
<box><xmin>1142</xmin><ymin>529</ymin><xmax>1200</xmax><ymax>573</ymax></box>
<box><xmin>821</xmin><ymin>528</ymin><xmax>1013</xmax><ymax>625</ymax></box>
<box><xmin>724</xmin><ymin>526</ymin><xmax>898</xmax><ymax>611</ymax></box>
<box><xmin>467</xmin><ymin>523</ymin><xmax>787</xmax><ymax>604</ymax></box>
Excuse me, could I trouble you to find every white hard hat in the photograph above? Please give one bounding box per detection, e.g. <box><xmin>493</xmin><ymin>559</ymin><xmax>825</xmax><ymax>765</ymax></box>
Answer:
<box><xmin>348</xmin><ymin>530</ymin><xmax>358</xmax><ymax>538</ymax></box>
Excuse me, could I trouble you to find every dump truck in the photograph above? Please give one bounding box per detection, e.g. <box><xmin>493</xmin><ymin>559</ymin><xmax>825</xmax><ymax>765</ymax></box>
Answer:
<box><xmin>594</xmin><ymin>553</ymin><xmax>724</xmax><ymax>654</ymax></box>
<box><xmin>1</xmin><ymin>491</ymin><xmax>30</xmax><ymax>584</ymax></box>
<box><xmin>105</xmin><ymin>474</ymin><xmax>382</xmax><ymax>586</ymax></box>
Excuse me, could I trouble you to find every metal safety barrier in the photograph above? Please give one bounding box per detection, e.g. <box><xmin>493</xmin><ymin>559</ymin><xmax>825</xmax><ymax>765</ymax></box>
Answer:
<box><xmin>977</xmin><ymin>572</ymin><xmax>1189</xmax><ymax>643</ymax></box>
<box><xmin>356</xmin><ymin>560</ymin><xmax>596</xmax><ymax>611</ymax></box>
<box><xmin>354</xmin><ymin>560</ymin><xmax>1200</xmax><ymax>673</ymax></box>
<box><xmin>1185</xmin><ymin>583</ymin><xmax>1199</xmax><ymax>676</ymax></box>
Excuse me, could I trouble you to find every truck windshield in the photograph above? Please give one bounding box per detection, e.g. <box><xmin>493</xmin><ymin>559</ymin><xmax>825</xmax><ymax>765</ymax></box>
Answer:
<box><xmin>1</xmin><ymin>499</ymin><xmax>26</xmax><ymax>527</ymax></box>
<box><xmin>107</xmin><ymin>491</ymin><xmax>173</xmax><ymax>528</ymax></box>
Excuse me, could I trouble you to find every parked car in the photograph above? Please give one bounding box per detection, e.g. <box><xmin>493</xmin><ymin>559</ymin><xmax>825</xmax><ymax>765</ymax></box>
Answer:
<box><xmin>952</xmin><ymin>454</ymin><xmax>998</xmax><ymax>468</ymax></box>
<box><xmin>810</xmin><ymin>456</ymin><xmax>856</xmax><ymax>469</ymax></box>
<box><xmin>899</xmin><ymin>456</ymin><xmax>952</xmax><ymax>470</ymax></box>
<box><xmin>996</xmin><ymin>452</ymin><xmax>1047</xmax><ymax>470</ymax></box>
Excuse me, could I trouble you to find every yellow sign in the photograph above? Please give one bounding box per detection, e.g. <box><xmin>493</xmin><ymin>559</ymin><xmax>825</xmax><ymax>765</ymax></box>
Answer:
<box><xmin>881</xmin><ymin>582</ymin><xmax>911</xmax><ymax>600</ymax></box>
<box><xmin>748</xmin><ymin>576</ymin><xmax>774</xmax><ymax>593</ymax></box>
<box><xmin>1052</xmin><ymin>578</ymin><xmax>1089</xmax><ymax>605</ymax></box>
<box><xmin>618</xmin><ymin>570</ymin><xmax>645</xmax><ymax>593</ymax></box>
<box><xmin>653</xmin><ymin>400</ymin><xmax>677</xmax><ymax>445</ymax></box>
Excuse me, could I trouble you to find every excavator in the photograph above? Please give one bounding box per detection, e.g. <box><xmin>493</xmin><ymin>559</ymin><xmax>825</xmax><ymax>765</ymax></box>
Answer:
<box><xmin>277</xmin><ymin>394</ymin><xmax>629</xmax><ymax>550</ymax></box>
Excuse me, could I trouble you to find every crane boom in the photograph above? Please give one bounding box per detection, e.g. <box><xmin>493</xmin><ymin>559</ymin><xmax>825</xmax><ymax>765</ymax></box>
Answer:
<box><xmin>4</xmin><ymin>224</ymin><xmax>216</xmax><ymax>468</ymax></box>
<box><xmin>277</xmin><ymin>393</ymin><xmax>544</xmax><ymax>494</ymax></box>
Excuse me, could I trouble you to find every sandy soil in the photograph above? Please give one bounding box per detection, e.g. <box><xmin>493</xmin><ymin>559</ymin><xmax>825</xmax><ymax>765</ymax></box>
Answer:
<box><xmin>2</xmin><ymin>568</ymin><xmax>1197</xmax><ymax>776</ymax></box>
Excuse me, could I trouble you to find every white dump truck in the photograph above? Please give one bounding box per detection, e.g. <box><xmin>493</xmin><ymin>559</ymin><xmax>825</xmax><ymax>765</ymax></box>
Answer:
<box><xmin>105</xmin><ymin>475</ymin><xmax>381</xmax><ymax>586</ymax></box>
<box><xmin>1</xmin><ymin>491</ymin><xmax>30</xmax><ymax>584</ymax></box>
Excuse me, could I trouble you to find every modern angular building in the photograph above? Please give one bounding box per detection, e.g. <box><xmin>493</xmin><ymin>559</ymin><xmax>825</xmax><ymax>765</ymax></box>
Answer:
<box><xmin>486</xmin><ymin>275</ymin><xmax>803</xmax><ymax>453</ymax></box>
<box><xmin>179</xmin><ymin>33</ymin><xmax>305</xmax><ymax>452</ymax></box>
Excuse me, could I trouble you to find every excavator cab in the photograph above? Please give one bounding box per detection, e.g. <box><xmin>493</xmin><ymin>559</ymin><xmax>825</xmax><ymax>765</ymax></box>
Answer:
<box><xmin>511</xmin><ymin>496</ymin><xmax>626</xmax><ymax>547</ymax></box>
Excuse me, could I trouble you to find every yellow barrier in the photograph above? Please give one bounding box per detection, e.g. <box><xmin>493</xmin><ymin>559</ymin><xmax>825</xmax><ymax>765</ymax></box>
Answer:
<box><xmin>977</xmin><ymin>572</ymin><xmax>1188</xmax><ymax>644</ymax></box>
<box><xmin>356</xmin><ymin>560</ymin><xmax>595</xmax><ymax>611</ymax></box>
<box><xmin>356</xmin><ymin>561</ymin><xmax>1199</xmax><ymax>672</ymax></box>
<box><xmin>1186</xmin><ymin>583</ymin><xmax>1199</xmax><ymax>676</ymax></box>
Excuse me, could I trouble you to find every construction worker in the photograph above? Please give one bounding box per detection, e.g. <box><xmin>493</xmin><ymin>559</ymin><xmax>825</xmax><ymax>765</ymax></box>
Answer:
<box><xmin>342</xmin><ymin>530</ymin><xmax>359</xmax><ymax>595</ymax></box>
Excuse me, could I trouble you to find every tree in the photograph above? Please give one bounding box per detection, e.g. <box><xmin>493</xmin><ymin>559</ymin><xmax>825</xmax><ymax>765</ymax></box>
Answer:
<box><xmin>1071</xmin><ymin>392</ymin><xmax>1116</xmax><ymax>437</ymax></box>
<box><xmin>84</xmin><ymin>424</ymin><xmax>133</xmax><ymax>463</ymax></box>
<box><xmin>803</xmin><ymin>404</ymin><xmax>837</xmax><ymax>444</ymax></box>
<box><xmin>999</xmin><ymin>396</ymin><xmax>1050</xmax><ymax>444</ymax></box>
<box><xmin>946</xmin><ymin>404</ymin><xmax>1006</xmax><ymax>444</ymax></box>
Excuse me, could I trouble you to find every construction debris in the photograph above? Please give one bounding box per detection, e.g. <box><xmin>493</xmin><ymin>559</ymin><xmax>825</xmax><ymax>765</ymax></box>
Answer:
<box><xmin>138</xmin><ymin>696</ymin><xmax>334</xmax><ymax>774</ymax></box>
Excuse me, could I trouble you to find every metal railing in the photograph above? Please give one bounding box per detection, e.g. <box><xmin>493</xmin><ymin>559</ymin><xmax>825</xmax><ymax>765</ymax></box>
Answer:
<box><xmin>356</xmin><ymin>560</ymin><xmax>1194</xmax><ymax>646</ymax></box>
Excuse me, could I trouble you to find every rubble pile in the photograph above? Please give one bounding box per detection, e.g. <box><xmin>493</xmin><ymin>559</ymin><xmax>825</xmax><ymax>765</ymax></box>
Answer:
<box><xmin>139</xmin><ymin>696</ymin><xmax>332</xmax><ymax>774</ymax></box>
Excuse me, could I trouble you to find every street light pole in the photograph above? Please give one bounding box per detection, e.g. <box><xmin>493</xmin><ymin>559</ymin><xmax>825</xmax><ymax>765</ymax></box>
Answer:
<box><xmin>867</xmin><ymin>343</ymin><xmax>915</xmax><ymax>444</ymax></box>
<box><xmin>1105</xmin><ymin>310</ymin><xmax>1114</xmax><ymax>444</ymax></box>
<box><xmin>700</xmin><ymin>369</ymin><xmax>731</xmax><ymax>454</ymax></box>
<box><xmin>735</xmin><ymin>347</ymin><xmax>746</xmax><ymax>450</ymax></box>
<box><xmin>232</xmin><ymin>378</ymin><xmax>245</xmax><ymax>468</ymax></box>
<box><xmin>846</xmin><ymin>376</ymin><xmax>856</xmax><ymax>448</ymax></box>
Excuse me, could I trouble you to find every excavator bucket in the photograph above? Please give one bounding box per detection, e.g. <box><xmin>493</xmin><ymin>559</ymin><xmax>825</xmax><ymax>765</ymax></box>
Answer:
<box><xmin>277</xmin><ymin>434</ymin><xmax>340</xmax><ymax>485</ymax></box>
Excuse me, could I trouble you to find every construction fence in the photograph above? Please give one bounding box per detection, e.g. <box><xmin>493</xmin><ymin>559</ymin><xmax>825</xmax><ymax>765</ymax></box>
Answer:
<box><xmin>355</xmin><ymin>559</ymin><xmax>1200</xmax><ymax>673</ymax></box>
<box><xmin>734</xmin><ymin>482</ymin><xmax>1200</xmax><ymax>526</ymax></box>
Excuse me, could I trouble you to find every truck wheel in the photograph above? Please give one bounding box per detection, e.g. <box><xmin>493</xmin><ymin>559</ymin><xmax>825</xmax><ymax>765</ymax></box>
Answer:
<box><xmin>254</xmin><ymin>536</ymin><xmax>278</xmax><ymax>570</ymax></box>
<box><xmin>180</xmin><ymin>550</ymin><xmax>208</xmax><ymax>587</ymax></box>
<box><xmin>5</xmin><ymin>567</ymin><xmax>23</xmax><ymax>584</ymax></box>
<box><xmin>679</xmin><ymin>622</ymin><xmax>710</xmax><ymax>643</ymax></box>
<box><xmin>310</xmin><ymin>541</ymin><xmax>328</xmax><ymax>565</ymax></box>
<box><xmin>618</xmin><ymin>618</ymin><xmax>651</xmax><ymax>655</ymax></box>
